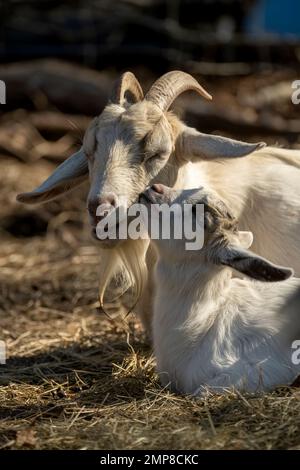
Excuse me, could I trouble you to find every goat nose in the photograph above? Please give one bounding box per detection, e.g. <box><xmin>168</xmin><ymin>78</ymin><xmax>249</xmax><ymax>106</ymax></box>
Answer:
<box><xmin>98</xmin><ymin>194</ymin><xmax>116</xmax><ymax>209</ymax></box>
<box><xmin>151</xmin><ymin>183</ymin><xmax>165</xmax><ymax>194</ymax></box>
<box><xmin>88</xmin><ymin>194</ymin><xmax>116</xmax><ymax>221</ymax></box>
<box><xmin>98</xmin><ymin>194</ymin><xmax>117</xmax><ymax>212</ymax></box>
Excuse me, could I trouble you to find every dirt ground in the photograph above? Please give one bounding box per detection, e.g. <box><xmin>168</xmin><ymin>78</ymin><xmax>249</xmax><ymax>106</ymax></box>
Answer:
<box><xmin>0</xmin><ymin>70</ymin><xmax>300</xmax><ymax>450</ymax></box>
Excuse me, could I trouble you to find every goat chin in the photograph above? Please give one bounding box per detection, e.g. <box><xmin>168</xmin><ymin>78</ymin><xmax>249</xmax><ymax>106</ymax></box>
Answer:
<box><xmin>92</xmin><ymin>237</ymin><xmax>125</xmax><ymax>249</ymax></box>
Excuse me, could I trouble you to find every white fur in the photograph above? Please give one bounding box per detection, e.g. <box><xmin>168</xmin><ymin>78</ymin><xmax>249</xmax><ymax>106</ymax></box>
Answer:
<box><xmin>139</xmin><ymin>145</ymin><xmax>300</xmax><ymax>332</ymax></box>
<box><xmin>147</xmin><ymin>187</ymin><xmax>300</xmax><ymax>395</ymax></box>
<box><xmin>153</xmin><ymin>260</ymin><xmax>300</xmax><ymax>395</ymax></box>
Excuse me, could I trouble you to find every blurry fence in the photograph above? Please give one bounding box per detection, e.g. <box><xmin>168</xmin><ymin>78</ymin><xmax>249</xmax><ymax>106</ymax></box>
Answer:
<box><xmin>1</xmin><ymin>0</ymin><xmax>300</xmax><ymax>72</ymax></box>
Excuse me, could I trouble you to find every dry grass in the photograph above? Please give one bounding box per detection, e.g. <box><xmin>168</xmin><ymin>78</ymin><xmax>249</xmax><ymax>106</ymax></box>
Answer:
<box><xmin>1</xmin><ymin>243</ymin><xmax>300</xmax><ymax>452</ymax></box>
<box><xmin>1</xmin><ymin>242</ymin><xmax>300</xmax><ymax>453</ymax></box>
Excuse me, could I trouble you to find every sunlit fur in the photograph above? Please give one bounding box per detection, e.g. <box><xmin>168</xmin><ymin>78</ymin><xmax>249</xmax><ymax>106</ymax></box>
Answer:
<box><xmin>143</xmin><ymin>186</ymin><xmax>300</xmax><ymax>395</ymax></box>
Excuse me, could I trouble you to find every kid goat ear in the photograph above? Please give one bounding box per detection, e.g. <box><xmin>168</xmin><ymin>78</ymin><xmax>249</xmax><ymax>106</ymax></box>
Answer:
<box><xmin>218</xmin><ymin>245</ymin><xmax>294</xmax><ymax>282</ymax></box>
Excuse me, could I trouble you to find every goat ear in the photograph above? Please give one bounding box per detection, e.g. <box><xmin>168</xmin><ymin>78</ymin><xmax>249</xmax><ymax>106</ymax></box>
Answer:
<box><xmin>16</xmin><ymin>148</ymin><xmax>88</xmax><ymax>204</ymax></box>
<box><xmin>217</xmin><ymin>245</ymin><xmax>293</xmax><ymax>282</ymax></box>
<box><xmin>177</xmin><ymin>127</ymin><xmax>266</xmax><ymax>161</ymax></box>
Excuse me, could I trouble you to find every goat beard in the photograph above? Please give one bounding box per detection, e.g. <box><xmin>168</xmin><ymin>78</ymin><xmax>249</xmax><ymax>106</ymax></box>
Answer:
<box><xmin>98</xmin><ymin>238</ymin><xmax>149</xmax><ymax>317</ymax></box>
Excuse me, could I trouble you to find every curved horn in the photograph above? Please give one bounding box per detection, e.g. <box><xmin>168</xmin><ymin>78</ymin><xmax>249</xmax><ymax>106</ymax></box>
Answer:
<box><xmin>145</xmin><ymin>70</ymin><xmax>212</xmax><ymax>111</ymax></box>
<box><xmin>111</xmin><ymin>71</ymin><xmax>144</xmax><ymax>105</ymax></box>
<box><xmin>16</xmin><ymin>148</ymin><xmax>88</xmax><ymax>204</ymax></box>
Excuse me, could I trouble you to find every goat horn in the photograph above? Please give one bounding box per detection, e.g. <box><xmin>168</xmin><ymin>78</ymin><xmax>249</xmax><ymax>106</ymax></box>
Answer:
<box><xmin>145</xmin><ymin>70</ymin><xmax>212</xmax><ymax>111</ymax></box>
<box><xmin>111</xmin><ymin>71</ymin><xmax>144</xmax><ymax>104</ymax></box>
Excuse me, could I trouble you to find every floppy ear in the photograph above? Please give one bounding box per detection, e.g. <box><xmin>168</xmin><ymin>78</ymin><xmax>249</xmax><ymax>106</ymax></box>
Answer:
<box><xmin>217</xmin><ymin>243</ymin><xmax>293</xmax><ymax>282</ymax></box>
<box><xmin>16</xmin><ymin>148</ymin><xmax>88</xmax><ymax>204</ymax></box>
<box><xmin>177</xmin><ymin>127</ymin><xmax>266</xmax><ymax>161</ymax></box>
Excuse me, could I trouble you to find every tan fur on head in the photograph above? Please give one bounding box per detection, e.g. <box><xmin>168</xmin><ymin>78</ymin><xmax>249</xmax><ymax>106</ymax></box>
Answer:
<box><xmin>202</xmin><ymin>193</ymin><xmax>237</xmax><ymax>233</ymax></box>
<box><xmin>197</xmin><ymin>193</ymin><xmax>293</xmax><ymax>282</ymax></box>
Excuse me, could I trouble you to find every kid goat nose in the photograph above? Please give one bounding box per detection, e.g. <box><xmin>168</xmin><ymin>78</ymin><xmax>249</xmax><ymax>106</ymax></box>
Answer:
<box><xmin>151</xmin><ymin>183</ymin><xmax>165</xmax><ymax>194</ymax></box>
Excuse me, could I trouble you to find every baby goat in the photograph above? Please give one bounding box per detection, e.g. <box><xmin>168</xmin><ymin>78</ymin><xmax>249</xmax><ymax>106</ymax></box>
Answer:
<box><xmin>140</xmin><ymin>184</ymin><xmax>300</xmax><ymax>395</ymax></box>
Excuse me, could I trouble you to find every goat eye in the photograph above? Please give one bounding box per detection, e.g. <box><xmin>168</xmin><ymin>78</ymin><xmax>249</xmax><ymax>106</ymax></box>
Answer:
<box><xmin>146</xmin><ymin>153</ymin><xmax>159</xmax><ymax>161</ymax></box>
<box><xmin>145</xmin><ymin>152</ymin><xmax>165</xmax><ymax>164</ymax></box>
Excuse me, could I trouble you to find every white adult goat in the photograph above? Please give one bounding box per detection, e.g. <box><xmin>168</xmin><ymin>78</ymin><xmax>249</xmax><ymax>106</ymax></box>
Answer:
<box><xmin>140</xmin><ymin>184</ymin><xmax>300</xmax><ymax>394</ymax></box>
<box><xmin>17</xmin><ymin>71</ymin><xmax>300</xmax><ymax>333</ymax></box>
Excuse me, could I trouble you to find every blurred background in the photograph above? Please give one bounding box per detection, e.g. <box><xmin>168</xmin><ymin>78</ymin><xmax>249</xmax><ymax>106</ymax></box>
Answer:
<box><xmin>0</xmin><ymin>0</ymin><xmax>299</xmax><ymax>286</ymax></box>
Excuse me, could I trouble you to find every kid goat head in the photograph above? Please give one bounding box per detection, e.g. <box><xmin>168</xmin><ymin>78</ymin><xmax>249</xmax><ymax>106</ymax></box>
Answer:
<box><xmin>17</xmin><ymin>71</ymin><xmax>264</xmax><ymax>245</ymax></box>
<box><xmin>141</xmin><ymin>184</ymin><xmax>293</xmax><ymax>282</ymax></box>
